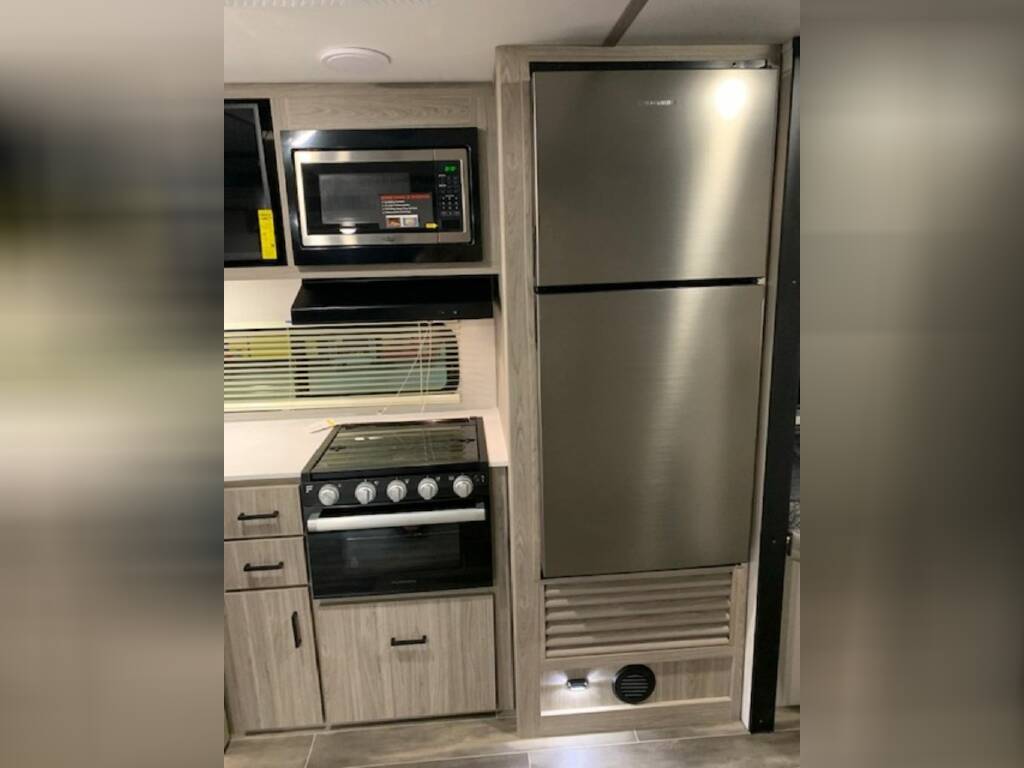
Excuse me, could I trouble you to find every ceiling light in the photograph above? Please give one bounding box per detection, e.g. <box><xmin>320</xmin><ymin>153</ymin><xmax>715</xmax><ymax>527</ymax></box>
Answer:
<box><xmin>320</xmin><ymin>47</ymin><xmax>391</xmax><ymax>75</ymax></box>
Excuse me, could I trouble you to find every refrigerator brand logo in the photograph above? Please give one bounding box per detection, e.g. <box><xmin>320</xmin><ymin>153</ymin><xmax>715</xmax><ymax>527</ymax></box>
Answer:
<box><xmin>638</xmin><ymin>99</ymin><xmax>675</xmax><ymax>107</ymax></box>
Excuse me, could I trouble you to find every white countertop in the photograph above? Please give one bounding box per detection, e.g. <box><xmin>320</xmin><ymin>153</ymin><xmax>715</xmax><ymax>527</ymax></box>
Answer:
<box><xmin>224</xmin><ymin>409</ymin><xmax>508</xmax><ymax>484</ymax></box>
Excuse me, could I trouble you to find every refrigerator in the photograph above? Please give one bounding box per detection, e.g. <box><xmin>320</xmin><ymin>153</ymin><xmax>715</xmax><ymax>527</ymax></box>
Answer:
<box><xmin>533</xmin><ymin>66</ymin><xmax>778</xmax><ymax>578</ymax></box>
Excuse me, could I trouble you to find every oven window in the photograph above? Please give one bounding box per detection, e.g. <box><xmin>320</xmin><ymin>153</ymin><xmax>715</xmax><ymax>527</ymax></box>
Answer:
<box><xmin>308</xmin><ymin>523</ymin><xmax>485</xmax><ymax>597</ymax></box>
<box><xmin>304</xmin><ymin>161</ymin><xmax>439</xmax><ymax>234</ymax></box>
<box><xmin>339</xmin><ymin>526</ymin><xmax>462</xmax><ymax>574</ymax></box>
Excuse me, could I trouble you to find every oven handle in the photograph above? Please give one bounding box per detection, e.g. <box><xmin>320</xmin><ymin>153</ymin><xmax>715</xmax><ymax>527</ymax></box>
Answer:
<box><xmin>306</xmin><ymin>507</ymin><xmax>485</xmax><ymax>533</ymax></box>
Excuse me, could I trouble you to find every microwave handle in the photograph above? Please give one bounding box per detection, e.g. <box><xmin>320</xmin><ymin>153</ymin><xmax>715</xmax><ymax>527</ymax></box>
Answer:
<box><xmin>307</xmin><ymin>507</ymin><xmax>485</xmax><ymax>533</ymax></box>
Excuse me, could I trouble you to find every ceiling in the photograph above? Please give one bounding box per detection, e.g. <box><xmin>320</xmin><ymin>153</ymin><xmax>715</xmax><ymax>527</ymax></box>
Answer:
<box><xmin>224</xmin><ymin>0</ymin><xmax>800</xmax><ymax>84</ymax></box>
<box><xmin>621</xmin><ymin>0</ymin><xmax>800</xmax><ymax>46</ymax></box>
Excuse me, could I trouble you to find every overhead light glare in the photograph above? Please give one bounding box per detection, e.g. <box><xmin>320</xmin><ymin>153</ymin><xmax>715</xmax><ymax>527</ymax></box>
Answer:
<box><xmin>714</xmin><ymin>79</ymin><xmax>747</xmax><ymax>119</ymax></box>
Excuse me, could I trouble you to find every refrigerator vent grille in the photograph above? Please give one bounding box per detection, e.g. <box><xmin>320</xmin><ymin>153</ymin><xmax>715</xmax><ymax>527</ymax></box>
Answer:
<box><xmin>542</xmin><ymin>567</ymin><xmax>735</xmax><ymax>659</ymax></box>
<box><xmin>224</xmin><ymin>321</ymin><xmax>460</xmax><ymax>412</ymax></box>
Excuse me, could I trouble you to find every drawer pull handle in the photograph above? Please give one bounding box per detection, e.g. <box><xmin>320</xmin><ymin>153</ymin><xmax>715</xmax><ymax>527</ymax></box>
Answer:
<box><xmin>390</xmin><ymin>635</ymin><xmax>428</xmax><ymax>647</ymax></box>
<box><xmin>291</xmin><ymin>611</ymin><xmax>302</xmax><ymax>648</ymax></box>
<box><xmin>237</xmin><ymin>510</ymin><xmax>280</xmax><ymax>521</ymax></box>
<box><xmin>243</xmin><ymin>561</ymin><xmax>284</xmax><ymax>572</ymax></box>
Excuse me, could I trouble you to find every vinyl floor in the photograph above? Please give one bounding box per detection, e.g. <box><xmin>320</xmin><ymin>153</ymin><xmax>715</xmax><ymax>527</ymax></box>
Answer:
<box><xmin>225</xmin><ymin>708</ymin><xmax>799</xmax><ymax>768</ymax></box>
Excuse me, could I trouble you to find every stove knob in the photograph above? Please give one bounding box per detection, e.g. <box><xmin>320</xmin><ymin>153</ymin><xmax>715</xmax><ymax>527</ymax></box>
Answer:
<box><xmin>452</xmin><ymin>475</ymin><xmax>474</xmax><ymax>499</ymax></box>
<box><xmin>318</xmin><ymin>484</ymin><xmax>340</xmax><ymax>506</ymax></box>
<box><xmin>354</xmin><ymin>481</ymin><xmax>376</xmax><ymax>505</ymax></box>
<box><xmin>386</xmin><ymin>479</ymin><xmax>407</xmax><ymax>503</ymax></box>
<box><xmin>417</xmin><ymin>477</ymin><xmax>439</xmax><ymax>500</ymax></box>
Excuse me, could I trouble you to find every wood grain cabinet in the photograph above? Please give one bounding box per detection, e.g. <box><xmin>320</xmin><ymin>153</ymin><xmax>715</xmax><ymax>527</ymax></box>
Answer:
<box><xmin>224</xmin><ymin>538</ymin><xmax>308</xmax><ymax>591</ymax></box>
<box><xmin>225</xmin><ymin>587</ymin><xmax>323</xmax><ymax>732</ymax></box>
<box><xmin>316</xmin><ymin>594</ymin><xmax>496</xmax><ymax>724</ymax></box>
<box><xmin>223</xmin><ymin>485</ymin><xmax>302</xmax><ymax>539</ymax></box>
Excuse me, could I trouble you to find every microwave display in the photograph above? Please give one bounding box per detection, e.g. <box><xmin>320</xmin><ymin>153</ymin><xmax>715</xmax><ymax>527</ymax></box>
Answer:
<box><xmin>293</xmin><ymin>148</ymin><xmax>470</xmax><ymax>249</ymax></box>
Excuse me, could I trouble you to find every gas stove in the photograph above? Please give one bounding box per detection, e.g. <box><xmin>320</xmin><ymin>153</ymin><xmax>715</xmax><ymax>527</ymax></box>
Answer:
<box><xmin>300</xmin><ymin>418</ymin><xmax>492</xmax><ymax>598</ymax></box>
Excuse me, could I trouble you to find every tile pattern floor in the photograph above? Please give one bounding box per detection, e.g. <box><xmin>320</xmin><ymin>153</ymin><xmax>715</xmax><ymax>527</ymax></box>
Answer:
<box><xmin>225</xmin><ymin>709</ymin><xmax>800</xmax><ymax>768</ymax></box>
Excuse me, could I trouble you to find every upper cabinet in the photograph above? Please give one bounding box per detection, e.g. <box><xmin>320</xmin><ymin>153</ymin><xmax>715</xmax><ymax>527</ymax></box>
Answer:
<box><xmin>224</xmin><ymin>99</ymin><xmax>287</xmax><ymax>268</ymax></box>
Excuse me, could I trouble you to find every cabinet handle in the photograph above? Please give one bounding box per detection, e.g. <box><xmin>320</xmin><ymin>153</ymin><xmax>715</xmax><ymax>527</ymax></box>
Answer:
<box><xmin>291</xmin><ymin>611</ymin><xmax>302</xmax><ymax>648</ymax></box>
<box><xmin>390</xmin><ymin>635</ymin><xmax>428</xmax><ymax>647</ymax></box>
<box><xmin>237</xmin><ymin>510</ymin><xmax>279</xmax><ymax>521</ymax></box>
<box><xmin>243</xmin><ymin>561</ymin><xmax>284</xmax><ymax>572</ymax></box>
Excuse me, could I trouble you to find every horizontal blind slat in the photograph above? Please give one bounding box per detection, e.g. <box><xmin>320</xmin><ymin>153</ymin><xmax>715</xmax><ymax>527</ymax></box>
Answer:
<box><xmin>224</xmin><ymin>322</ymin><xmax>461</xmax><ymax>412</ymax></box>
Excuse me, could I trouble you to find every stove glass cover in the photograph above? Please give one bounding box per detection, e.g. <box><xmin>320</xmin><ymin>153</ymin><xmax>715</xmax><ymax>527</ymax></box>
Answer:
<box><xmin>311</xmin><ymin>419</ymin><xmax>480</xmax><ymax>474</ymax></box>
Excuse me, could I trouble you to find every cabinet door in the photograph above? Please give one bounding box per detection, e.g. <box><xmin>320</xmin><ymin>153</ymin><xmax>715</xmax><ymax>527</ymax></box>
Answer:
<box><xmin>315</xmin><ymin>601</ymin><xmax>396</xmax><ymax>724</ymax></box>
<box><xmin>385</xmin><ymin>595</ymin><xmax>496</xmax><ymax>720</ymax></box>
<box><xmin>225</xmin><ymin>588</ymin><xmax>322</xmax><ymax>732</ymax></box>
<box><xmin>316</xmin><ymin>595</ymin><xmax>495</xmax><ymax>725</ymax></box>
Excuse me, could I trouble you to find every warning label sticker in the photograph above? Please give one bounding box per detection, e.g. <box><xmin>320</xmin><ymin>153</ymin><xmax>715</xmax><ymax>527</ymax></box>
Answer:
<box><xmin>380</xmin><ymin>193</ymin><xmax>431</xmax><ymax>229</ymax></box>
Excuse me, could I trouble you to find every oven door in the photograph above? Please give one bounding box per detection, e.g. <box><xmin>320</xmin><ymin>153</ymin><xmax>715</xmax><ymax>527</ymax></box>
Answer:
<box><xmin>293</xmin><ymin>148</ymin><xmax>470</xmax><ymax>248</ymax></box>
<box><xmin>306</xmin><ymin>506</ymin><xmax>492</xmax><ymax>599</ymax></box>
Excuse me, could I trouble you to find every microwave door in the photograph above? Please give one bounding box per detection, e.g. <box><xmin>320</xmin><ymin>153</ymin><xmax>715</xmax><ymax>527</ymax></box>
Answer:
<box><xmin>294</xmin><ymin>148</ymin><xmax>470</xmax><ymax>248</ymax></box>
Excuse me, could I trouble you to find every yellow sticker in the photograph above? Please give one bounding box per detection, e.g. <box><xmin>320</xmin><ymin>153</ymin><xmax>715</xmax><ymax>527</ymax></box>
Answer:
<box><xmin>425</xmin><ymin>222</ymin><xmax>439</xmax><ymax>230</ymax></box>
<box><xmin>257</xmin><ymin>209</ymin><xmax>277</xmax><ymax>260</ymax></box>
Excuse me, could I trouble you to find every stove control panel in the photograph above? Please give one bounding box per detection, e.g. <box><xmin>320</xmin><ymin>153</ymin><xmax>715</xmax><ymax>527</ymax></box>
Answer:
<box><xmin>302</xmin><ymin>470</ymin><xmax>489</xmax><ymax>509</ymax></box>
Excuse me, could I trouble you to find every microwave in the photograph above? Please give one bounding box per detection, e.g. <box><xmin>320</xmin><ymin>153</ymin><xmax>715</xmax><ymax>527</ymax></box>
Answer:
<box><xmin>282</xmin><ymin>128</ymin><xmax>482</xmax><ymax>265</ymax></box>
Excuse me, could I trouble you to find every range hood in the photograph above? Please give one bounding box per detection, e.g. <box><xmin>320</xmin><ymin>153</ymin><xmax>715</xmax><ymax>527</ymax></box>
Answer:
<box><xmin>290</xmin><ymin>276</ymin><xmax>495</xmax><ymax>325</ymax></box>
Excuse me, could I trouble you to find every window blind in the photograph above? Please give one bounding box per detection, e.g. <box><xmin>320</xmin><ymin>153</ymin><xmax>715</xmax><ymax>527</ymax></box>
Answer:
<box><xmin>224</xmin><ymin>321</ymin><xmax>461</xmax><ymax>412</ymax></box>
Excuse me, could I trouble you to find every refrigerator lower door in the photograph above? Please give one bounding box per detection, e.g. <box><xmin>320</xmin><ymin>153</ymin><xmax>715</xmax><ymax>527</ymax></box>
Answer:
<box><xmin>538</xmin><ymin>285</ymin><xmax>764</xmax><ymax>577</ymax></box>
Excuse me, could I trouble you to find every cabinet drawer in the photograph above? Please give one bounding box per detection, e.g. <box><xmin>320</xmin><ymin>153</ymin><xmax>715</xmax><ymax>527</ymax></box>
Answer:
<box><xmin>224</xmin><ymin>485</ymin><xmax>302</xmax><ymax>539</ymax></box>
<box><xmin>224</xmin><ymin>538</ymin><xmax>308</xmax><ymax>591</ymax></box>
<box><xmin>316</xmin><ymin>594</ymin><xmax>496</xmax><ymax>724</ymax></box>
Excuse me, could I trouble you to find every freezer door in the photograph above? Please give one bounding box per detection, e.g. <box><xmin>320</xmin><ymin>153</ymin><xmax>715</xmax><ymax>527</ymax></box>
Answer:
<box><xmin>538</xmin><ymin>285</ymin><xmax>764</xmax><ymax>577</ymax></box>
<box><xmin>532</xmin><ymin>68</ymin><xmax>778</xmax><ymax>286</ymax></box>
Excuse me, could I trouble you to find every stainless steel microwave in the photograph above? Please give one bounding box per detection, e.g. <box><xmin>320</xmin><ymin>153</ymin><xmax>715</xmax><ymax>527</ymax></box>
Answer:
<box><xmin>282</xmin><ymin>128</ymin><xmax>482</xmax><ymax>265</ymax></box>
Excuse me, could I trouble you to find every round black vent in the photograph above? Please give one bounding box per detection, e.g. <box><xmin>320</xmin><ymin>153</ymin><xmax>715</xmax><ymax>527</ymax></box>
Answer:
<box><xmin>613</xmin><ymin>664</ymin><xmax>656</xmax><ymax>704</ymax></box>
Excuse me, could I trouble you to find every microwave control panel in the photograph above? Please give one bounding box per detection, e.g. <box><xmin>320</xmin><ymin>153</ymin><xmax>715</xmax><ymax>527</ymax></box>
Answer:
<box><xmin>434</xmin><ymin>161</ymin><xmax>464</xmax><ymax>227</ymax></box>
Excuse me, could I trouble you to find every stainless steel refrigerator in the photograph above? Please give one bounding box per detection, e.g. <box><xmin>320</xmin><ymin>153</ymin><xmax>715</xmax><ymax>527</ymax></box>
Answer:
<box><xmin>533</xmin><ymin>66</ymin><xmax>779</xmax><ymax>578</ymax></box>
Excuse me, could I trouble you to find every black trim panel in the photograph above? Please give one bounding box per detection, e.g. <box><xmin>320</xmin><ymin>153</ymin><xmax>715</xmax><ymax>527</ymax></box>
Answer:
<box><xmin>291</xmin><ymin>276</ymin><xmax>495</xmax><ymax>324</ymax></box>
<box><xmin>749</xmin><ymin>38</ymin><xmax>800</xmax><ymax>734</ymax></box>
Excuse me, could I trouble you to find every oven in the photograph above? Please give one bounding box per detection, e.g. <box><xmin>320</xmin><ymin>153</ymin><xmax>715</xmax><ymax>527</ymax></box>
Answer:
<box><xmin>304</xmin><ymin>497</ymin><xmax>492</xmax><ymax>599</ymax></box>
<box><xmin>299</xmin><ymin>418</ymin><xmax>493</xmax><ymax>599</ymax></box>
<box><xmin>282</xmin><ymin>128</ymin><xmax>482</xmax><ymax>266</ymax></box>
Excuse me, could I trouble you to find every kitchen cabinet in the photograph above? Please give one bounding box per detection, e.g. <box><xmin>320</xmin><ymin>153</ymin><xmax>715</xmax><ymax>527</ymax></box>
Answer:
<box><xmin>224</xmin><ymin>99</ymin><xmax>286</xmax><ymax>267</ymax></box>
<box><xmin>225</xmin><ymin>587</ymin><xmax>323</xmax><ymax>732</ymax></box>
<box><xmin>224</xmin><ymin>537</ymin><xmax>307</xmax><ymax>591</ymax></box>
<box><xmin>316</xmin><ymin>594</ymin><xmax>496</xmax><ymax>724</ymax></box>
<box><xmin>223</xmin><ymin>485</ymin><xmax>302</xmax><ymax>539</ymax></box>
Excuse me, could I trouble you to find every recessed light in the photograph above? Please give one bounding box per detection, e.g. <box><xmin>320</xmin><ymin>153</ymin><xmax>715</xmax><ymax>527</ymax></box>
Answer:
<box><xmin>320</xmin><ymin>47</ymin><xmax>391</xmax><ymax>75</ymax></box>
